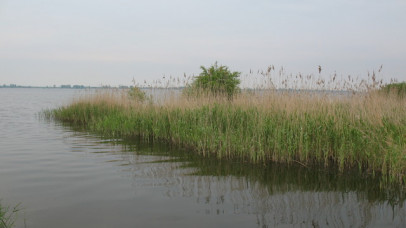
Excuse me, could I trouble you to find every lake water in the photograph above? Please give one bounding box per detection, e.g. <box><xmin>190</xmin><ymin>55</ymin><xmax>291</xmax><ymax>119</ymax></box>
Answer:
<box><xmin>0</xmin><ymin>88</ymin><xmax>405</xmax><ymax>228</ymax></box>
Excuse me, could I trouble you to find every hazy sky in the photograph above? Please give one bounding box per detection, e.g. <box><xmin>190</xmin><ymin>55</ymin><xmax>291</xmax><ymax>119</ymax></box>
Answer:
<box><xmin>1</xmin><ymin>0</ymin><xmax>405</xmax><ymax>87</ymax></box>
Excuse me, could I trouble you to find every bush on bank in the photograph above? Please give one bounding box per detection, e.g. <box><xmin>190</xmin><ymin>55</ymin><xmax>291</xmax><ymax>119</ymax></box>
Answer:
<box><xmin>183</xmin><ymin>62</ymin><xmax>241</xmax><ymax>99</ymax></box>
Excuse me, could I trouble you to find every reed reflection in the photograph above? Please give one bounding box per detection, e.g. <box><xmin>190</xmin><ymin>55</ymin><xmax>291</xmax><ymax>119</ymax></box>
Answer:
<box><xmin>74</xmin><ymin>136</ymin><xmax>406</xmax><ymax>228</ymax></box>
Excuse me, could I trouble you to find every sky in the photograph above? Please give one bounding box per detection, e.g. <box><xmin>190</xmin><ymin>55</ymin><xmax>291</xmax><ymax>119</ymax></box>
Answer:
<box><xmin>1</xmin><ymin>0</ymin><xmax>405</xmax><ymax>87</ymax></box>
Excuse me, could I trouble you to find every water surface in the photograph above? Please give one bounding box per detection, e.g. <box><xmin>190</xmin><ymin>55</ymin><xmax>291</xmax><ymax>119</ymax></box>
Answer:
<box><xmin>0</xmin><ymin>88</ymin><xmax>405</xmax><ymax>228</ymax></box>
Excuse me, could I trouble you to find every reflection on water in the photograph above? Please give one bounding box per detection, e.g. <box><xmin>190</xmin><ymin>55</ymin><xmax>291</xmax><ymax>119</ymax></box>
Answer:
<box><xmin>64</xmin><ymin>130</ymin><xmax>406</xmax><ymax>228</ymax></box>
<box><xmin>0</xmin><ymin>88</ymin><xmax>405</xmax><ymax>228</ymax></box>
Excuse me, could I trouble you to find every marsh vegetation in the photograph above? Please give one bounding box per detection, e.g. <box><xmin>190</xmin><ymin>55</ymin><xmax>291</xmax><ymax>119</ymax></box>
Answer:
<box><xmin>47</xmin><ymin>63</ymin><xmax>406</xmax><ymax>186</ymax></box>
<box><xmin>380</xmin><ymin>82</ymin><xmax>406</xmax><ymax>98</ymax></box>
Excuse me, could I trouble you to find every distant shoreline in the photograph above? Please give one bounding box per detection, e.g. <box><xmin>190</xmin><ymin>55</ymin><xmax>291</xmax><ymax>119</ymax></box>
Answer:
<box><xmin>0</xmin><ymin>85</ymin><xmax>125</xmax><ymax>89</ymax></box>
<box><xmin>0</xmin><ymin>85</ymin><xmax>186</xmax><ymax>89</ymax></box>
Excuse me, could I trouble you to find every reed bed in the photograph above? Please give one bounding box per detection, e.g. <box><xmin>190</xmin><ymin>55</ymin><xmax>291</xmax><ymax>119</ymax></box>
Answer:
<box><xmin>49</xmin><ymin>85</ymin><xmax>406</xmax><ymax>185</ymax></box>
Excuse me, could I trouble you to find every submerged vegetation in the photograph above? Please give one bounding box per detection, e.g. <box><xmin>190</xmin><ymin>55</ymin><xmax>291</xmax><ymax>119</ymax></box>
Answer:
<box><xmin>47</xmin><ymin>64</ymin><xmax>406</xmax><ymax>186</ymax></box>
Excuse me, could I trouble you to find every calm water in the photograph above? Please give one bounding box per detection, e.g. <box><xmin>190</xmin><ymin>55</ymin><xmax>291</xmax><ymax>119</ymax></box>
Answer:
<box><xmin>0</xmin><ymin>88</ymin><xmax>405</xmax><ymax>228</ymax></box>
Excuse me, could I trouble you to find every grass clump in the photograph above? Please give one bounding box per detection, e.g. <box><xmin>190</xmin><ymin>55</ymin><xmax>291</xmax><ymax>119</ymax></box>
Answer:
<box><xmin>0</xmin><ymin>202</ymin><xmax>20</xmax><ymax>228</ymax></box>
<box><xmin>183</xmin><ymin>62</ymin><xmax>241</xmax><ymax>99</ymax></box>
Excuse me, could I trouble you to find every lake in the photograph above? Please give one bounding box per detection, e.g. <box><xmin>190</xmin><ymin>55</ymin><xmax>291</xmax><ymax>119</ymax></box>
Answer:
<box><xmin>0</xmin><ymin>88</ymin><xmax>405</xmax><ymax>228</ymax></box>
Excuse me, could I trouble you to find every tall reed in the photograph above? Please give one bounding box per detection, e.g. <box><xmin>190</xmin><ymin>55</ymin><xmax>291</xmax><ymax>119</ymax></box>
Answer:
<box><xmin>49</xmin><ymin>84</ymin><xmax>406</xmax><ymax>185</ymax></box>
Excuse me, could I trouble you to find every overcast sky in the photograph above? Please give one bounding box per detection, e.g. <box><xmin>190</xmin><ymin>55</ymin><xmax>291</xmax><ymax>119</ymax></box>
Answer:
<box><xmin>1</xmin><ymin>0</ymin><xmax>405</xmax><ymax>87</ymax></box>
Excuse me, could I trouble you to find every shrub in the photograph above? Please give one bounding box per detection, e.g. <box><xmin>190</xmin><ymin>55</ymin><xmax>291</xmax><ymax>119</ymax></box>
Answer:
<box><xmin>184</xmin><ymin>62</ymin><xmax>241</xmax><ymax>99</ymax></box>
<box><xmin>128</xmin><ymin>86</ymin><xmax>146</xmax><ymax>102</ymax></box>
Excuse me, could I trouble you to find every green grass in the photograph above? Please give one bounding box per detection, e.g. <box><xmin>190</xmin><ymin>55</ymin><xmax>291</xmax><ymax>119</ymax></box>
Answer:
<box><xmin>0</xmin><ymin>202</ymin><xmax>20</xmax><ymax>228</ymax></box>
<box><xmin>48</xmin><ymin>89</ymin><xmax>406</xmax><ymax>186</ymax></box>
